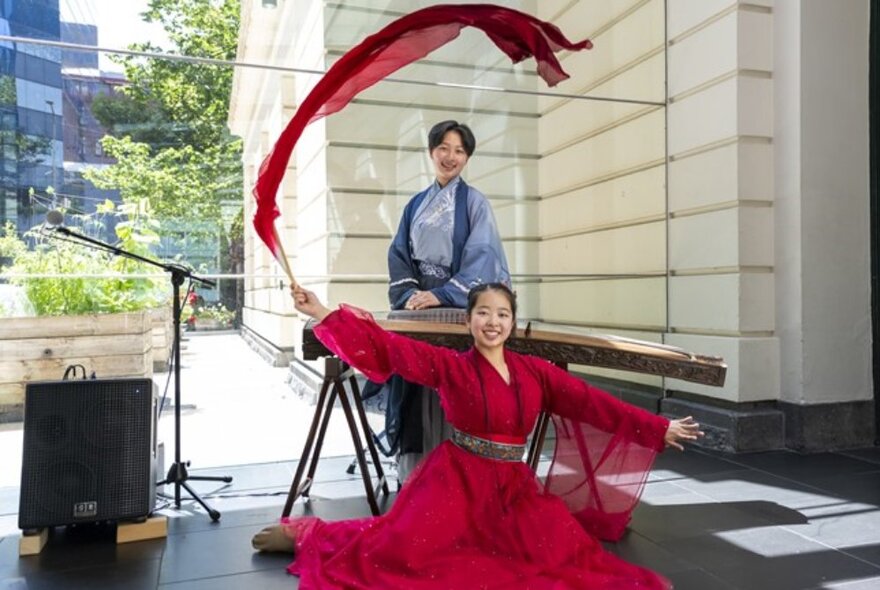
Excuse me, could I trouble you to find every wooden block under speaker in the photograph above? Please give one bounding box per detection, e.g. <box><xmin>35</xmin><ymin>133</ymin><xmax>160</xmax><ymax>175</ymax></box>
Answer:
<box><xmin>18</xmin><ymin>378</ymin><xmax>158</xmax><ymax>530</ymax></box>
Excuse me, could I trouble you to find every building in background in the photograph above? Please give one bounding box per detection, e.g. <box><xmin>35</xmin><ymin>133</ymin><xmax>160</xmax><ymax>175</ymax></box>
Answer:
<box><xmin>60</xmin><ymin>68</ymin><xmax>124</xmax><ymax>204</ymax></box>
<box><xmin>60</xmin><ymin>21</ymin><xmax>124</xmax><ymax>219</ymax></box>
<box><xmin>0</xmin><ymin>2</ymin><xmax>126</xmax><ymax>233</ymax></box>
<box><xmin>0</xmin><ymin>0</ymin><xmax>63</xmax><ymax>231</ymax></box>
<box><xmin>60</xmin><ymin>21</ymin><xmax>97</xmax><ymax>69</ymax></box>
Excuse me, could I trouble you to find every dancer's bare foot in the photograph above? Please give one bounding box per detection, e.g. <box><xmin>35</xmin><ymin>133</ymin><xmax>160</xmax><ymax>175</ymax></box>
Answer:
<box><xmin>251</xmin><ymin>524</ymin><xmax>295</xmax><ymax>553</ymax></box>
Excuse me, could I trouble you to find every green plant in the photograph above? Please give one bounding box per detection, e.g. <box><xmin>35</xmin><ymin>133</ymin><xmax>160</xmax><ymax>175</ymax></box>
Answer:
<box><xmin>6</xmin><ymin>201</ymin><xmax>168</xmax><ymax>316</ymax></box>
<box><xmin>194</xmin><ymin>302</ymin><xmax>234</xmax><ymax>326</ymax></box>
<box><xmin>0</xmin><ymin>221</ymin><xmax>26</xmax><ymax>269</ymax></box>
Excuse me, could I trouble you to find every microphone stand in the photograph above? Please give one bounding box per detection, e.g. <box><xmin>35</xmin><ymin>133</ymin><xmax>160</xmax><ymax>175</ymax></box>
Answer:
<box><xmin>45</xmin><ymin>224</ymin><xmax>232</xmax><ymax>521</ymax></box>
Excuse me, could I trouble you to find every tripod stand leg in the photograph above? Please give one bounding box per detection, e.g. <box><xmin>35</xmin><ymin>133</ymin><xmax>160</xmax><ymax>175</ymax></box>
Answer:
<box><xmin>335</xmin><ymin>379</ymin><xmax>381</xmax><ymax>516</ymax></box>
<box><xmin>160</xmin><ymin>462</ymin><xmax>223</xmax><ymax>521</ymax></box>
<box><xmin>179</xmin><ymin>479</ymin><xmax>221</xmax><ymax>522</ymax></box>
<box><xmin>527</xmin><ymin>412</ymin><xmax>550</xmax><ymax>472</ymax></box>
<box><xmin>302</xmin><ymin>383</ymin><xmax>340</xmax><ymax>499</ymax></box>
<box><xmin>348</xmin><ymin>374</ymin><xmax>390</xmax><ymax>496</ymax></box>
<box><xmin>526</xmin><ymin>362</ymin><xmax>564</xmax><ymax>472</ymax></box>
<box><xmin>188</xmin><ymin>475</ymin><xmax>234</xmax><ymax>483</ymax></box>
<box><xmin>282</xmin><ymin>376</ymin><xmax>332</xmax><ymax>517</ymax></box>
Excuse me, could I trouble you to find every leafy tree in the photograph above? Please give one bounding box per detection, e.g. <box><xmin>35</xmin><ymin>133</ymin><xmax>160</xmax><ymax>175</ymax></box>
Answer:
<box><xmin>219</xmin><ymin>206</ymin><xmax>244</xmax><ymax>326</ymax></box>
<box><xmin>82</xmin><ymin>135</ymin><xmax>241</xmax><ymax>221</ymax></box>
<box><xmin>83</xmin><ymin>0</ymin><xmax>244</xmax><ymax>308</ymax></box>
<box><xmin>92</xmin><ymin>0</ymin><xmax>241</xmax><ymax>152</ymax></box>
<box><xmin>90</xmin><ymin>92</ymin><xmax>181</xmax><ymax>149</ymax></box>
<box><xmin>0</xmin><ymin>221</ymin><xmax>27</xmax><ymax>269</ymax></box>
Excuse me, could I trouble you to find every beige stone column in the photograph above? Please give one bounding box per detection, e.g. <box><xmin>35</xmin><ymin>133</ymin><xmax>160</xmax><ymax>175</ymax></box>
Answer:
<box><xmin>664</xmin><ymin>0</ymin><xmax>873</xmax><ymax>451</ymax></box>
<box><xmin>664</xmin><ymin>1</ymin><xmax>778</xmax><ymax>405</ymax></box>
<box><xmin>773</xmin><ymin>0</ymin><xmax>872</xmax><ymax>449</ymax></box>
<box><xmin>230</xmin><ymin>0</ymin><xmax>300</xmax><ymax>365</ymax></box>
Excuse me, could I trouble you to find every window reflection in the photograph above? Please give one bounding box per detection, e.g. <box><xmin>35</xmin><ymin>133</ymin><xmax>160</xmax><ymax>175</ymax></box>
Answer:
<box><xmin>0</xmin><ymin>1</ymin><xmax>669</xmax><ymax>380</ymax></box>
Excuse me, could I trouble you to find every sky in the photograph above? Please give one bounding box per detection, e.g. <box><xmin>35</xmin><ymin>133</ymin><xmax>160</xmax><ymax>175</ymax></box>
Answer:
<box><xmin>59</xmin><ymin>0</ymin><xmax>170</xmax><ymax>73</ymax></box>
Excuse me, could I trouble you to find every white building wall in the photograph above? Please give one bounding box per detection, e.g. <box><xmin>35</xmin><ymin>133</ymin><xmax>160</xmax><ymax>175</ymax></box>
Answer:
<box><xmin>536</xmin><ymin>0</ymin><xmax>668</xmax><ymax>386</ymax></box>
<box><xmin>664</xmin><ymin>1</ymin><xmax>779</xmax><ymax>403</ymax></box>
<box><xmin>230</xmin><ymin>1</ymin><xmax>874</xmax><ymax>440</ymax></box>
<box><xmin>231</xmin><ymin>0</ymin><xmax>305</xmax><ymax>355</ymax></box>
<box><xmin>666</xmin><ymin>0</ymin><xmax>872</xmax><ymax>415</ymax></box>
<box><xmin>775</xmin><ymin>0</ymin><xmax>872</xmax><ymax>405</ymax></box>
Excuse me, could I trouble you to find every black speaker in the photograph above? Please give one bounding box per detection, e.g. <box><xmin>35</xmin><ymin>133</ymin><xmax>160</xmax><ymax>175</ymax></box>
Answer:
<box><xmin>18</xmin><ymin>378</ymin><xmax>158</xmax><ymax>530</ymax></box>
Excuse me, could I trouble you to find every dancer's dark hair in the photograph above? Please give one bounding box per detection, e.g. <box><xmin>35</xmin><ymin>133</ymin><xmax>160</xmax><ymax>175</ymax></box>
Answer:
<box><xmin>428</xmin><ymin>120</ymin><xmax>476</xmax><ymax>157</ymax></box>
<box><xmin>467</xmin><ymin>282</ymin><xmax>517</xmax><ymax>320</ymax></box>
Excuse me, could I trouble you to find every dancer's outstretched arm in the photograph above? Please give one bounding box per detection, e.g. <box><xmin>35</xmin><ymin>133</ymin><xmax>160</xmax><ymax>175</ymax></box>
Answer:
<box><xmin>292</xmin><ymin>285</ymin><xmax>457</xmax><ymax>392</ymax></box>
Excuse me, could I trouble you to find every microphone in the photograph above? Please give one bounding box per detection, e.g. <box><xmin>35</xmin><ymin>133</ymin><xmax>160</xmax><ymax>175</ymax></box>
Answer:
<box><xmin>43</xmin><ymin>210</ymin><xmax>80</xmax><ymax>239</ymax></box>
<box><xmin>45</xmin><ymin>209</ymin><xmax>65</xmax><ymax>228</ymax></box>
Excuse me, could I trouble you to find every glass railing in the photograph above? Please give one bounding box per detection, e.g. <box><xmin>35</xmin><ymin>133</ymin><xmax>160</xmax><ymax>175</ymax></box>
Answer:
<box><xmin>1</xmin><ymin>0</ymin><xmax>668</xmax><ymax>384</ymax></box>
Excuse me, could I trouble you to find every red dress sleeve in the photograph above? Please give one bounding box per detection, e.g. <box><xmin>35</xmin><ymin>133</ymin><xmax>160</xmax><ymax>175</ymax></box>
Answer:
<box><xmin>530</xmin><ymin>358</ymin><xmax>669</xmax><ymax>542</ymax></box>
<box><xmin>312</xmin><ymin>305</ymin><xmax>456</xmax><ymax>390</ymax></box>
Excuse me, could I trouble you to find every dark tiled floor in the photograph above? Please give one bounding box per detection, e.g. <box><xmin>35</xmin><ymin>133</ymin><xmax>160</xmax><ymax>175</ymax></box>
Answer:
<box><xmin>2</xmin><ymin>449</ymin><xmax>880</xmax><ymax>589</ymax></box>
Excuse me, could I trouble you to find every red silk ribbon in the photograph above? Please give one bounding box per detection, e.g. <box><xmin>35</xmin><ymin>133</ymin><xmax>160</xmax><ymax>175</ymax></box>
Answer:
<box><xmin>252</xmin><ymin>3</ymin><xmax>592</xmax><ymax>265</ymax></box>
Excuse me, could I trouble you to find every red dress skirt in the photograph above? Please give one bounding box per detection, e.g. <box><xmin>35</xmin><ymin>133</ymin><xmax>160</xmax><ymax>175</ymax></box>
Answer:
<box><xmin>284</xmin><ymin>306</ymin><xmax>671</xmax><ymax>589</ymax></box>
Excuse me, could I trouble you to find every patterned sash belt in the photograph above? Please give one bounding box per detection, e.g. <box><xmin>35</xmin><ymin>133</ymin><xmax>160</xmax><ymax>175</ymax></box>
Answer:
<box><xmin>451</xmin><ymin>429</ymin><xmax>526</xmax><ymax>462</ymax></box>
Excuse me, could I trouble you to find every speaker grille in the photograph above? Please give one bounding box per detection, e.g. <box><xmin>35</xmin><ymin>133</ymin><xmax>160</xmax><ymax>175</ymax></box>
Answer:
<box><xmin>18</xmin><ymin>378</ymin><xmax>156</xmax><ymax>529</ymax></box>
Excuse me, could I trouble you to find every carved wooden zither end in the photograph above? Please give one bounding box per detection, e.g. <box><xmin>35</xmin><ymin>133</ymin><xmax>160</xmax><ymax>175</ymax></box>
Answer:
<box><xmin>302</xmin><ymin>310</ymin><xmax>727</xmax><ymax>387</ymax></box>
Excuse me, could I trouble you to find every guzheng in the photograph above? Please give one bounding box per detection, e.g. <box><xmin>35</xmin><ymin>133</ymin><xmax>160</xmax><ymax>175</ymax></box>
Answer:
<box><xmin>301</xmin><ymin>308</ymin><xmax>726</xmax><ymax>387</ymax></box>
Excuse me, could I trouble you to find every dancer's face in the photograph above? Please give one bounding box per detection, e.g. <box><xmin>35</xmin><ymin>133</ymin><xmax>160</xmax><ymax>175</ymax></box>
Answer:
<box><xmin>467</xmin><ymin>289</ymin><xmax>515</xmax><ymax>352</ymax></box>
<box><xmin>430</xmin><ymin>131</ymin><xmax>469</xmax><ymax>187</ymax></box>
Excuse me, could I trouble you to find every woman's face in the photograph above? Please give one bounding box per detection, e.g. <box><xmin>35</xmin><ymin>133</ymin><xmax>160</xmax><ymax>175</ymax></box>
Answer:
<box><xmin>466</xmin><ymin>289</ymin><xmax>515</xmax><ymax>351</ymax></box>
<box><xmin>430</xmin><ymin>130</ymin><xmax>469</xmax><ymax>187</ymax></box>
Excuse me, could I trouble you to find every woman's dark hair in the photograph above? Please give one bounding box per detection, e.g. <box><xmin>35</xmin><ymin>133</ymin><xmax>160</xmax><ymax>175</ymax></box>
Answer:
<box><xmin>428</xmin><ymin>120</ymin><xmax>476</xmax><ymax>157</ymax></box>
<box><xmin>466</xmin><ymin>282</ymin><xmax>517</xmax><ymax>320</ymax></box>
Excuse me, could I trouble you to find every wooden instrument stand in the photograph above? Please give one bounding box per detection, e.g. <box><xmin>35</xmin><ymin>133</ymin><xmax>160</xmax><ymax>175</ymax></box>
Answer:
<box><xmin>282</xmin><ymin>357</ymin><xmax>390</xmax><ymax>517</ymax></box>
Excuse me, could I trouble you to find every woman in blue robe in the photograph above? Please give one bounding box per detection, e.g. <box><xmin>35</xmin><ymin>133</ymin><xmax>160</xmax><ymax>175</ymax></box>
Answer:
<box><xmin>376</xmin><ymin>120</ymin><xmax>511</xmax><ymax>482</ymax></box>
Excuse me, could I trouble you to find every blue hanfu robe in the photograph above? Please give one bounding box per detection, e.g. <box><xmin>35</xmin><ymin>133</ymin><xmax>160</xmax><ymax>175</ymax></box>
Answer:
<box><xmin>368</xmin><ymin>177</ymin><xmax>510</xmax><ymax>463</ymax></box>
<box><xmin>388</xmin><ymin>177</ymin><xmax>510</xmax><ymax>310</ymax></box>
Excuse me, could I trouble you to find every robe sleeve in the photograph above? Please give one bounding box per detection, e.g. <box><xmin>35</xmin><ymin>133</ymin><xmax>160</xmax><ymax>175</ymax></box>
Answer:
<box><xmin>388</xmin><ymin>211</ymin><xmax>419</xmax><ymax>310</ymax></box>
<box><xmin>431</xmin><ymin>190</ymin><xmax>511</xmax><ymax>308</ymax></box>
<box><xmin>313</xmin><ymin>305</ymin><xmax>455</xmax><ymax>390</ymax></box>
<box><xmin>530</xmin><ymin>358</ymin><xmax>669</xmax><ymax>542</ymax></box>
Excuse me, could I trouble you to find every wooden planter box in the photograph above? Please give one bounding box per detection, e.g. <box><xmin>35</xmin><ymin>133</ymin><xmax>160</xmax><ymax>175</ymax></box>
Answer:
<box><xmin>192</xmin><ymin>318</ymin><xmax>231</xmax><ymax>331</ymax></box>
<box><xmin>150</xmin><ymin>307</ymin><xmax>173</xmax><ymax>372</ymax></box>
<box><xmin>0</xmin><ymin>311</ymin><xmax>153</xmax><ymax>421</ymax></box>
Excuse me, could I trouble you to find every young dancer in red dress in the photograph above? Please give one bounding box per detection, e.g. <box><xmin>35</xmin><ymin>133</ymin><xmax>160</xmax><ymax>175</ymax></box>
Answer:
<box><xmin>254</xmin><ymin>283</ymin><xmax>702</xmax><ymax>589</ymax></box>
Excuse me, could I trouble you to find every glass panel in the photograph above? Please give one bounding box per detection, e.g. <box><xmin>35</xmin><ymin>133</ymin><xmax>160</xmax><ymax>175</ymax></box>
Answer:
<box><xmin>0</xmin><ymin>0</ymin><xmax>667</xmax><ymax>386</ymax></box>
